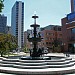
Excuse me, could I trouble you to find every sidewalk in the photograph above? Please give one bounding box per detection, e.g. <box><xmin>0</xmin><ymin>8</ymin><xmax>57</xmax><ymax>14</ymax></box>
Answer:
<box><xmin>45</xmin><ymin>53</ymin><xmax>75</xmax><ymax>59</ymax></box>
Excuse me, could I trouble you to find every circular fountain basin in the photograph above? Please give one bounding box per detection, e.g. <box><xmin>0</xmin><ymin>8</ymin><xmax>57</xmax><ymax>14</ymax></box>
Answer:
<box><xmin>0</xmin><ymin>54</ymin><xmax>75</xmax><ymax>75</ymax></box>
<box><xmin>20</xmin><ymin>56</ymin><xmax>51</xmax><ymax>60</ymax></box>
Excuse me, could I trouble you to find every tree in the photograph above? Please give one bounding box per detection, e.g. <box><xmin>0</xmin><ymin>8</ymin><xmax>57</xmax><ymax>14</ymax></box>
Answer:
<box><xmin>52</xmin><ymin>39</ymin><xmax>62</xmax><ymax>53</ymax></box>
<box><xmin>23</xmin><ymin>44</ymin><xmax>29</xmax><ymax>53</ymax></box>
<box><xmin>0</xmin><ymin>0</ymin><xmax>4</xmax><ymax>12</ymax></box>
<box><xmin>6</xmin><ymin>34</ymin><xmax>18</xmax><ymax>52</ymax></box>
<box><xmin>0</xmin><ymin>34</ymin><xmax>18</xmax><ymax>57</ymax></box>
<box><xmin>5</xmin><ymin>34</ymin><xmax>18</xmax><ymax>55</ymax></box>
<box><xmin>0</xmin><ymin>33</ymin><xmax>7</xmax><ymax>56</ymax></box>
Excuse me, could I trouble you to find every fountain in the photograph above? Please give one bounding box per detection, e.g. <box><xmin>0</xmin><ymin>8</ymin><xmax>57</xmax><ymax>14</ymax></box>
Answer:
<box><xmin>21</xmin><ymin>13</ymin><xmax>50</xmax><ymax>60</ymax></box>
<box><xmin>27</xmin><ymin>13</ymin><xmax>42</xmax><ymax>57</ymax></box>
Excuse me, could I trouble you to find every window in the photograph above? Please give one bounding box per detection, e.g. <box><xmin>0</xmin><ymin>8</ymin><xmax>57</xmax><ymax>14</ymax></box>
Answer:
<box><xmin>46</xmin><ymin>33</ymin><xmax>48</xmax><ymax>35</ymax></box>
<box><xmin>51</xmin><ymin>33</ymin><xmax>54</xmax><ymax>36</ymax></box>
<box><xmin>72</xmin><ymin>28</ymin><xmax>75</xmax><ymax>33</ymax></box>
<box><xmin>67</xmin><ymin>12</ymin><xmax>75</xmax><ymax>21</ymax></box>
<box><xmin>74</xmin><ymin>0</ymin><xmax>75</xmax><ymax>11</ymax></box>
<box><xmin>52</xmin><ymin>38</ymin><xmax>54</xmax><ymax>40</ymax></box>
<box><xmin>49</xmin><ymin>33</ymin><xmax>50</xmax><ymax>35</ymax></box>
<box><xmin>50</xmin><ymin>38</ymin><xmax>52</xmax><ymax>40</ymax></box>
<box><xmin>59</xmin><ymin>34</ymin><xmax>62</xmax><ymax>36</ymax></box>
<box><xmin>46</xmin><ymin>37</ymin><xmax>49</xmax><ymax>40</ymax></box>
<box><xmin>46</xmin><ymin>42</ymin><xmax>48</xmax><ymax>45</ymax></box>
<box><xmin>58</xmin><ymin>28</ymin><xmax>61</xmax><ymax>31</ymax></box>
<box><xmin>49</xmin><ymin>42</ymin><xmax>51</xmax><ymax>44</ymax></box>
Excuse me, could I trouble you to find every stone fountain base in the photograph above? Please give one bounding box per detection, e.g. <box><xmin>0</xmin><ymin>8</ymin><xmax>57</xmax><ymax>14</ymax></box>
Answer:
<box><xmin>20</xmin><ymin>56</ymin><xmax>51</xmax><ymax>60</ymax></box>
<box><xmin>0</xmin><ymin>55</ymin><xmax>75</xmax><ymax>75</ymax></box>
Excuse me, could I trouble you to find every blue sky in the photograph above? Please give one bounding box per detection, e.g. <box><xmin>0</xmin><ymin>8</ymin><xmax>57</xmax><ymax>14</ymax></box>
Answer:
<box><xmin>1</xmin><ymin>0</ymin><xmax>71</xmax><ymax>31</ymax></box>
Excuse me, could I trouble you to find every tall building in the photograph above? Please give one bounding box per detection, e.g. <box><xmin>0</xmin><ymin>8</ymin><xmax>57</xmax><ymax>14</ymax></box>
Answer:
<box><xmin>61</xmin><ymin>14</ymin><xmax>75</xmax><ymax>53</ymax></box>
<box><xmin>61</xmin><ymin>0</ymin><xmax>75</xmax><ymax>53</ymax></box>
<box><xmin>71</xmin><ymin>0</ymin><xmax>75</xmax><ymax>12</ymax></box>
<box><xmin>0</xmin><ymin>14</ymin><xmax>7</xmax><ymax>33</ymax></box>
<box><xmin>11</xmin><ymin>1</ymin><xmax>24</xmax><ymax>49</ymax></box>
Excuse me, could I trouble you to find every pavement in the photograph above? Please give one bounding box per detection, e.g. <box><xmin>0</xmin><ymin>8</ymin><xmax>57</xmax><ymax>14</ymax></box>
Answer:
<box><xmin>0</xmin><ymin>73</ymin><xmax>14</xmax><ymax>75</ymax></box>
<box><xmin>45</xmin><ymin>53</ymin><xmax>75</xmax><ymax>59</ymax></box>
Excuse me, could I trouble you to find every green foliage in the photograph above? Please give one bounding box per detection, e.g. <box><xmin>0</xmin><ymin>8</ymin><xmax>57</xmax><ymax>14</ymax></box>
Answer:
<box><xmin>23</xmin><ymin>44</ymin><xmax>29</xmax><ymax>53</ymax></box>
<box><xmin>0</xmin><ymin>0</ymin><xmax>4</xmax><ymax>12</ymax></box>
<box><xmin>0</xmin><ymin>33</ymin><xmax>6</xmax><ymax>56</ymax></box>
<box><xmin>52</xmin><ymin>39</ymin><xmax>62</xmax><ymax>53</ymax></box>
<box><xmin>0</xmin><ymin>33</ymin><xmax>18</xmax><ymax>57</ymax></box>
<box><xmin>6</xmin><ymin>34</ymin><xmax>18</xmax><ymax>51</ymax></box>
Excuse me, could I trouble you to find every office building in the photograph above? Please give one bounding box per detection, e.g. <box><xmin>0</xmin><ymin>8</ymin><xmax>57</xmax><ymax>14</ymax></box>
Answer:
<box><xmin>61</xmin><ymin>14</ymin><xmax>75</xmax><ymax>53</ymax></box>
<box><xmin>71</xmin><ymin>0</ymin><xmax>75</xmax><ymax>12</ymax></box>
<box><xmin>11</xmin><ymin>1</ymin><xmax>24</xmax><ymax>49</ymax></box>
<box><xmin>0</xmin><ymin>14</ymin><xmax>7</xmax><ymax>33</ymax></box>
<box><xmin>61</xmin><ymin>0</ymin><xmax>75</xmax><ymax>53</ymax></box>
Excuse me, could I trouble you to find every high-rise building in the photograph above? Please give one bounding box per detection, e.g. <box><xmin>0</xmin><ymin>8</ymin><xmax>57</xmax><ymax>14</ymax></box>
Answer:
<box><xmin>0</xmin><ymin>14</ymin><xmax>7</xmax><ymax>33</ymax></box>
<box><xmin>11</xmin><ymin>1</ymin><xmax>24</xmax><ymax>49</ymax></box>
<box><xmin>71</xmin><ymin>0</ymin><xmax>75</xmax><ymax>12</ymax></box>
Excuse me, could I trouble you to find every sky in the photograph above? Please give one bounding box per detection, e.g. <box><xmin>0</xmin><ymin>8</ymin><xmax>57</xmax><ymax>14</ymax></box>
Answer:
<box><xmin>1</xmin><ymin>0</ymin><xmax>71</xmax><ymax>31</ymax></box>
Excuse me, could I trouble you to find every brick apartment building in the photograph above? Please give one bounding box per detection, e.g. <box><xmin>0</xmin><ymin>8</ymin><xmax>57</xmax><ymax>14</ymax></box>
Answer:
<box><xmin>40</xmin><ymin>25</ymin><xmax>62</xmax><ymax>52</ymax></box>
<box><xmin>61</xmin><ymin>14</ymin><xmax>75</xmax><ymax>53</ymax></box>
<box><xmin>61</xmin><ymin>0</ymin><xmax>75</xmax><ymax>53</ymax></box>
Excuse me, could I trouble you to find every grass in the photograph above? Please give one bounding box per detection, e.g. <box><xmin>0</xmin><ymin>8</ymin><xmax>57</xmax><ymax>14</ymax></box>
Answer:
<box><xmin>2</xmin><ymin>53</ymin><xmax>19</xmax><ymax>58</ymax></box>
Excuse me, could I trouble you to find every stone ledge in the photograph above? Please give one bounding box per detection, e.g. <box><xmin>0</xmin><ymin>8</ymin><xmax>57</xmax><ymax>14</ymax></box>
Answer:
<box><xmin>0</xmin><ymin>66</ymin><xmax>75</xmax><ymax>75</ymax></box>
